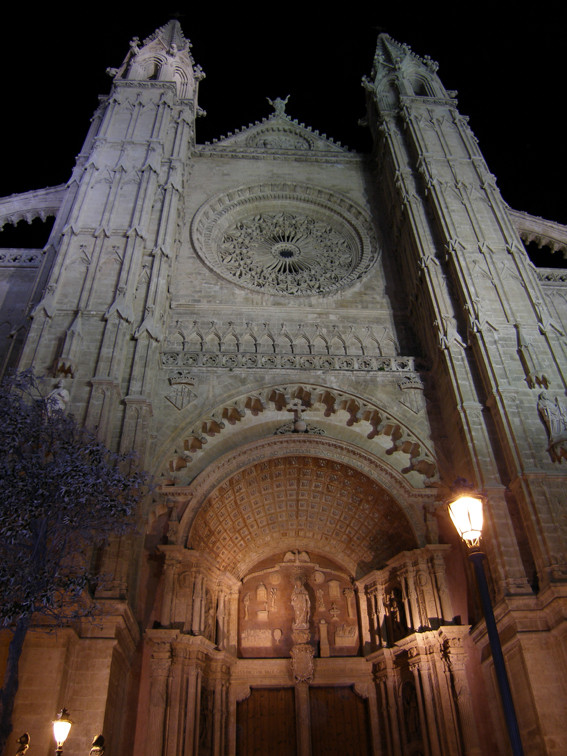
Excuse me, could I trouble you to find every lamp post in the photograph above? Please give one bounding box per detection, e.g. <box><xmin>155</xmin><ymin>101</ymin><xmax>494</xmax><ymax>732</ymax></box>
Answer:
<box><xmin>52</xmin><ymin>709</ymin><xmax>72</xmax><ymax>756</ymax></box>
<box><xmin>448</xmin><ymin>491</ymin><xmax>525</xmax><ymax>756</ymax></box>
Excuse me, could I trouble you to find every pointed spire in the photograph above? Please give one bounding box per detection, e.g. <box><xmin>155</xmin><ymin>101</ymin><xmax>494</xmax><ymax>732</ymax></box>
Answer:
<box><xmin>142</xmin><ymin>20</ymin><xmax>189</xmax><ymax>52</ymax></box>
<box><xmin>107</xmin><ymin>20</ymin><xmax>205</xmax><ymax>101</ymax></box>
<box><xmin>363</xmin><ymin>33</ymin><xmax>448</xmax><ymax>112</ymax></box>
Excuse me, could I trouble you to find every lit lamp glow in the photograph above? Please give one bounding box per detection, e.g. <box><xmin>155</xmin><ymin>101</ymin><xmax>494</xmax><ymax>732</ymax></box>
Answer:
<box><xmin>52</xmin><ymin>709</ymin><xmax>72</xmax><ymax>755</ymax></box>
<box><xmin>448</xmin><ymin>487</ymin><xmax>524</xmax><ymax>756</ymax></box>
<box><xmin>448</xmin><ymin>494</ymin><xmax>483</xmax><ymax>548</ymax></box>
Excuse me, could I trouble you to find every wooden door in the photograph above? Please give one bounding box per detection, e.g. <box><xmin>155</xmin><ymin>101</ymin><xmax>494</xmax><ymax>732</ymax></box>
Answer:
<box><xmin>237</xmin><ymin>687</ymin><xmax>296</xmax><ymax>756</ymax></box>
<box><xmin>310</xmin><ymin>686</ymin><xmax>371</xmax><ymax>756</ymax></box>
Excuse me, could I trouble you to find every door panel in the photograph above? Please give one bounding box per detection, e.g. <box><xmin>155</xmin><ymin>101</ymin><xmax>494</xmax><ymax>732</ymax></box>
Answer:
<box><xmin>310</xmin><ymin>686</ymin><xmax>371</xmax><ymax>756</ymax></box>
<box><xmin>237</xmin><ymin>687</ymin><xmax>296</xmax><ymax>756</ymax></box>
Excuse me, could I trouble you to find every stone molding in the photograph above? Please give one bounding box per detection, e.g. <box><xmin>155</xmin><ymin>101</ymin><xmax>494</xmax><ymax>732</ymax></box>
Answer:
<box><xmin>0</xmin><ymin>184</ymin><xmax>66</xmax><ymax>230</ymax></box>
<box><xmin>0</xmin><ymin>249</ymin><xmax>42</xmax><ymax>267</ymax></box>
<box><xmin>163</xmin><ymin>352</ymin><xmax>417</xmax><ymax>372</ymax></box>
<box><xmin>510</xmin><ymin>207</ymin><xmax>567</xmax><ymax>255</ymax></box>
<box><xmin>162</xmin><ymin>382</ymin><xmax>435</xmax><ymax>484</ymax></box>
<box><xmin>163</xmin><ymin>319</ymin><xmax>403</xmax><ymax>367</ymax></box>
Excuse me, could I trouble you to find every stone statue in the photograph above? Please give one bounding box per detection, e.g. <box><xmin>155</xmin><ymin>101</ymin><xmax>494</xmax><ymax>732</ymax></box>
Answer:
<box><xmin>15</xmin><ymin>734</ymin><xmax>30</xmax><ymax>755</ymax></box>
<box><xmin>538</xmin><ymin>391</ymin><xmax>567</xmax><ymax>441</ymax></box>
<box><xmin>290</xmin><ymin>576</ymin><xmax>310</xmax><ymax>629</ymax></box>
<box><xmin>267</xmin><ymin>95</ymin><xmax>290</xmax><ymax>117</ymax></box>
<box><xmin>46</xmin><ymin>380</ymin><xmax>70</xmax><ymax>414</ymax></box>
<box><xmin>89</xmin><ymin>735</ymin><xmax>105</xmax><ymax>755</ymax></box>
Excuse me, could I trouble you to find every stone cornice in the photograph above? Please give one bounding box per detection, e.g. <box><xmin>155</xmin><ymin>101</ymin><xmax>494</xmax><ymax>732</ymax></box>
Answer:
<box><xmin>0</xmin><ymin>184</ymin><xmax>66</xmax><ymax>230</ymax></box>
<box><xmin>509</xmin><ymin>207</ymin><xmax>567</xmax><ymax>255</ymax></box>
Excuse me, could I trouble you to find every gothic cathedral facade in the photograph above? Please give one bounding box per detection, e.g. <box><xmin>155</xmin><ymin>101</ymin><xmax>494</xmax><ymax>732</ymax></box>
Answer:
<box><xmin>1</xmin><ymin>19</ymin><xmax>567</xmax><ymax>756</ymax></box>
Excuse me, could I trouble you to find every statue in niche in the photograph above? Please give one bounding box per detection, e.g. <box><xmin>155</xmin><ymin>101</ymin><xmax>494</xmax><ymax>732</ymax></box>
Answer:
<box><xmin>291</xmin><ymin>576</ymin><xmax>310</xmax><ymax>629</ymax></box>
<box><xmin>538</xmin><ymin>391</ymin><xmax>567</xmax><ymax>439</ymax></box>
<box><xmin>317</xmin><ymin>589</ymin><xmax>326</xmax><ymax>611</ymax></box>
<box><xmin>538</xmin><ymin>391</ymin><xmax>567</xmax><ymax>460</ymax></box>
<box><xmin>47</xmin><ymin>381</ymin><xmax>70</xmax><ymax>414</ymax></box>
<box><xmin>385</xmin><ymin>586</ymin><xmax>408</xmax><ymax>641</ymax></box>
<box><xmin>270</xmin><ymin>587</ymin><xmax>277</xmax><ymax>610</ymax></box>
<box><xmin>243</xmin><ymin>592</ymin><xmax>250</xmax><ymax>620</ymax></box>
<box><xmin>256</xmin><ymin>582</ymin><xmax>267</xmax><ymax>602</ymax></box>
<box><xmin>203</xmin><ymin>589</ymin><xmax>215</xmax><ymax>640</ymax></box>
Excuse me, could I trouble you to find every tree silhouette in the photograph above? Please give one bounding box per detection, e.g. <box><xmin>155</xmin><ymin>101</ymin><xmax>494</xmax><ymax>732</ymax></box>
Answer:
<box><xmin>0</xmin><ymin>372</ymin><xmax>149</xmax><ymax>754</ymax></box>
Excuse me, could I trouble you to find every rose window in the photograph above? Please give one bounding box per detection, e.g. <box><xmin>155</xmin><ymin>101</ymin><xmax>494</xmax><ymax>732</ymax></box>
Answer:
<box><xmin>191</xmin><ymin>184</ymin><xmax>377</xmax><ymax>297</ymax></box>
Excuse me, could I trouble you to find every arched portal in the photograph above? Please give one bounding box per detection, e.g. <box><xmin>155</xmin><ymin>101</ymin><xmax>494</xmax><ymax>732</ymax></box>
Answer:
<box><xmin>134</xmin><ymin>435</ymin><xmax>481</xmax><ymax>756</ymax></box>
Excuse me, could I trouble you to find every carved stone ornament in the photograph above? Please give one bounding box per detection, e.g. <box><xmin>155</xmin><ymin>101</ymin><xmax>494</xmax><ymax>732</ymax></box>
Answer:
<box><xmin>290</xmin><ymin>643</ymin><xmax>315</xmax><ymax>683</ymax></box>
<box><xmin>538</xmin><ymin>391</ymin><xmax>567</xmax><ymax>461</ymax></box>
<box><xmin>191</xmin><ymin>183</ymin><xmax>377</xmax><ymax>297</ymax></box>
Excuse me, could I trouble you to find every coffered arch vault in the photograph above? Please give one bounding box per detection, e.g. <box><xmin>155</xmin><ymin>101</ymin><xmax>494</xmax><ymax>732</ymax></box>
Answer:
<box><xmin>157</xmin><ymin>434</ymin><xmax>436</xmax><ymax>579</ymax></box>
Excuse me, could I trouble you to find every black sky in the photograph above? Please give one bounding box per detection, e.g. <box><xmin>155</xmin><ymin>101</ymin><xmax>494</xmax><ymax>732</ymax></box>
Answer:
<box><xmin>1</xmin><ymin>7</ymin><xmax>565</xmax><ymax>224</ymax></box>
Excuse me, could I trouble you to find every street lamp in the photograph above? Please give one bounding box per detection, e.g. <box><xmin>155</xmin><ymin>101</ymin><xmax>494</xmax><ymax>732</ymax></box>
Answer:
<box><xmin>448</xmin><ymin>489</ymin><xmax>525</xmax><ymax>756</ymax></box>
<box><xmin>52</xmin><ymin>709</ymin><xmax>72</xmax><ymax>756</ymax></box>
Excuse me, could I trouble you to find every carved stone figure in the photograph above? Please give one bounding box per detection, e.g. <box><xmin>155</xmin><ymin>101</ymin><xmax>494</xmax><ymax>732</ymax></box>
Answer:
<box><xmin>15</xmin><ymin>734</ymin><xmax>30</xmax><ymax>755</ymax></box>
<box><xmin>538</xmin><ymin>391</ymin><xmax>564</xmax><ymax>438</ymax></box>
<box><xmin>267</xmin><ymin>94</ymin><xmax>290</xmax><ymax>117</ymax></box>
<box><xmin>386</xmin><ymin>586</ymin><xmax>408</xmax><ymax>641</ymax></box>
<box><xmin>291</xmin><ymin>576</ymin><xmax>310</xmax><ymax>629</ymax></box>
<box><xmin>89</xmin><ymin>735</ymin><xmax>105</xmax><ymax>756</ymax></box>
<box><xmin>243</xmin><ymin>592</ymin><xmax>250</xmax><ymax>620</ymax></box>
<box><xmin>46</xmin><ymin>381</ymin><xmax>70</xmax><ymax>414</ymax></box>
<box><xmin>537</xmin><ymin>391</ymin><xmax>567</xmax><ymax>460</ymax></box>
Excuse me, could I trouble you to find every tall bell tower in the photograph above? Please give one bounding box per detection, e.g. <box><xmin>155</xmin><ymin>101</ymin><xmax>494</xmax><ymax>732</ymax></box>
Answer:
<box><xmin>365</xmin><ymin>34</ymin><xmax>567</xmax><ymax>753</ymax></box>
<box><xmin>21</xmin><ymin>21</ymin><xmax>203</xmax><ymax>464</ymax></box>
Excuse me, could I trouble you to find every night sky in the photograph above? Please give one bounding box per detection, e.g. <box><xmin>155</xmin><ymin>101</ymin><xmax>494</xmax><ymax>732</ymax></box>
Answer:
<box><xmin>1</xmin><ymin>8</ymin><xmax>565</xmax><ymax>225</ymax></box>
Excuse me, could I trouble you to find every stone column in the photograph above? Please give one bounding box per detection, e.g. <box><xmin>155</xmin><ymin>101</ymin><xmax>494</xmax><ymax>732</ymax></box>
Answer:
<box><xmin>439</xmin><ymin>628</ymin><xmax>481</xmax><ymax>756</ymax></box>
<box><xmin>145</xmin><ymin>635</ymin><xmax>172</xmax><ymax>756</ymax></box>
<box><xmin>227</xmin><ymin>586</ymin><xmax>240</xmax><ymax>653</ymax></box>
<box><xmin>357</xmin><ymin>682</ymin><xmax>383</xmax><ymax>756</ymax></box>
<box><xmin>375</xmin><ymin>655</ymin><xmax>403</xmax><ymax>756</ymax></box>
<box><xmin>158</xmin><ymin>545</ymin><xmax>183</xmax><ymax>627</ymax></box>
<box><xmin>430</xmin><ymin>547</ymin><xmax>454</xmax><ymax>623</ymax></box>
<box><xmin>355</xmin><ymin>582</ymin><xmax>373</xmax><ymax>650</ymax></box>
<box><xmin>413</xmin><ymin>657</ymin><xmax>443</xmax><ymax>756</ymax></box>
<box><xmin>294</xmin><ymin>682</ymin><xmax>312</xmax><ymax>756</ymax></box>
<box><xmin>164</xmin><ymin>641</ymin><xmax>188</xmax><ymax>756</ymax></box>
<box><xmin>192</xmin><ymin>573</ymin><xmax>204</xmax><ymax>634</ymax></box>
<box><xmin>408</xmin><ymin>652</ymin><xmax>431</xmax><ymax>755</ymax></box>
<box><xmin>184</xmin><ymin>661</ymin><xmax>200</xmax><ymax>755</ymax></box>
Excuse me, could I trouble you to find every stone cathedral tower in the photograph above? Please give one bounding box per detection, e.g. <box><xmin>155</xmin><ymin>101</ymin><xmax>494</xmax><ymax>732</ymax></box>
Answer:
<box><xmin>1</xmin><ymin>19</ymin><xmax>567</xmax><ymax>756</ymax></box>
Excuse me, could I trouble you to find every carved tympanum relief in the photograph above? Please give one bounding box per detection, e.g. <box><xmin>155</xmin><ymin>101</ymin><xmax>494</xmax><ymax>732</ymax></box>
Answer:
<box><xmin>238</xmin><ymin>551</ymin><xmax>359</xmax><ymax>658</ymax></box>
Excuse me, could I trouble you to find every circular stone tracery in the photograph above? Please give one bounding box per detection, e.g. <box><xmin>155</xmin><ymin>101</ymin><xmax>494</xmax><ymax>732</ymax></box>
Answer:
<box><xmin>191</xmin><ymin>184</ymin><xmax>378</xmax><ymax>297</ymax></box>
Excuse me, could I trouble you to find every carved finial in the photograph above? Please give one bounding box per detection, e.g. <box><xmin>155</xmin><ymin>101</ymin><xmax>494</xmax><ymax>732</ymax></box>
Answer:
<box><xmin>267</xmin><ymin>95</ymin><xmax>290</xmax><ymax>117</ymax></box>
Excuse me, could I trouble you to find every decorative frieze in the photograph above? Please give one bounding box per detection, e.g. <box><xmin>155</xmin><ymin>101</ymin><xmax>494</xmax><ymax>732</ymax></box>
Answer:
<box><xmin>162</xmin><ymin>351</ymin><xmax>417</xmax><ymax>372</ymax></box>
<box><xmin>0</xmin><ymin>249</ymin><xmax>42</xmax><ymax>267</ymax></box>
